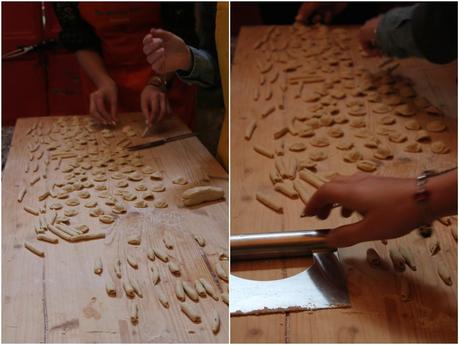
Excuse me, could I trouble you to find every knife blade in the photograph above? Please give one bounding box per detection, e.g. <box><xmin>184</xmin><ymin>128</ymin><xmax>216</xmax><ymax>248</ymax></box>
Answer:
<box><xmin>127</xmin><ymin>132</ymin><xmax>198</xmax><ymax>151</ymax></box>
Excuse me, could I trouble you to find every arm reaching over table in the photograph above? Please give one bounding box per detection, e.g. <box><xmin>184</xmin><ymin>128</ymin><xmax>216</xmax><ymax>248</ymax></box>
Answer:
<box><xmin>360</xmin><ymin>3</ymin><xmax>457</xmax><ymax>64</ymax></box>
<box><xmin>303</xmin><ymin>170</ymin><xmax>457</xmax><ymax>248</ymax></box>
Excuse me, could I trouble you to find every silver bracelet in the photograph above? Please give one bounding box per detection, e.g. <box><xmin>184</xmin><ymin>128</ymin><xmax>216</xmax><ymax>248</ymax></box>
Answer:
<box><xmin>415</xmin><ymin>170</ymin><xmax>436</xmax><ymax>238</ymax></box>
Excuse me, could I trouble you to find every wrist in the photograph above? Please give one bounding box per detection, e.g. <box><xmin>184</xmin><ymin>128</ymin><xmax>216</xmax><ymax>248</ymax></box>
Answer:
<box><xmin>427</xmin><ymin>170</ymin><xmax>457</xmax><ymax>220</ymax></box>
<box><xmin>96</xmin><ymin>75</ymin><xmax>115</xmax><ymax>89</ymax></box>
<box><xmin>178</xmin><ymin>46</ymin><xmax>193</xmax><ymax>73</ymax></box>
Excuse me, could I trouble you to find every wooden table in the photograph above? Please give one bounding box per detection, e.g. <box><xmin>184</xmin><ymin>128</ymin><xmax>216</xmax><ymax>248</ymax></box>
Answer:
<box><xmin>2</xmin><ymin>113</ymin><xmax>228</xmax><ymax>343</ymax></box>
<box><xmin>231</xmin><ymin>25</ymin><xmax>457</xmax><ymax>343</ymax></box>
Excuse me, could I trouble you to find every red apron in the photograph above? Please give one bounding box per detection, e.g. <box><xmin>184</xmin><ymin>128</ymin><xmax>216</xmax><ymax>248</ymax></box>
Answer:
<box><xmin>78</xmin><ymin>2</ymin><xmax>196</xmax><ymax>126</ymax></box>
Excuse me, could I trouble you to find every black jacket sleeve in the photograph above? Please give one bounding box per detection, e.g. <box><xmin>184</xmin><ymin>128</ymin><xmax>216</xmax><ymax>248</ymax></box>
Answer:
<box><xmin>53</xmin><ymin>2</ymin><xmax>102</xmax><ymax>53</ymax></box>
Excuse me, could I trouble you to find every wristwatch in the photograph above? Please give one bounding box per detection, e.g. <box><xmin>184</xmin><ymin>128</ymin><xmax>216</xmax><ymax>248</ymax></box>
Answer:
<box><xmin>148</xmin><ymin>76</ymin><xmax>169</xmax><ymax>92</ymax></box>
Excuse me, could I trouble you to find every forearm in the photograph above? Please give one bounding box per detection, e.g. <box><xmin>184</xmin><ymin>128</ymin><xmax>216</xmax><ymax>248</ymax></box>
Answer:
<box><xmin>76</xmin><ymin>50</ymin><xmax>112</xmax><ymax>88</ymax></box>
<box><xmin>428</xmin><ymin>169</ymin><xmax>458</xmax><ymax>220</ymax></box>
<box><xmin>176</xmin><ymin>46</ymin><xmax>218</xmax><ymax>87</ymax></box>
<box><xmin>375</xmin><ymin>5</ymin><xmax>424</xmax><ymax>59</ymax></box>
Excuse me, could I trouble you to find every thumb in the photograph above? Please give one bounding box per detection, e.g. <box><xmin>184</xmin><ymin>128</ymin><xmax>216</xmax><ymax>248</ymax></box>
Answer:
<box><xmin>150</xmin><ymin>28</ymin><xmax>172</xmax><ymax>41</ymax></box>
<box><xmin>326</xmin><ymin>219</ymin><xmax>370</xmax><ymax>248</ymax></box>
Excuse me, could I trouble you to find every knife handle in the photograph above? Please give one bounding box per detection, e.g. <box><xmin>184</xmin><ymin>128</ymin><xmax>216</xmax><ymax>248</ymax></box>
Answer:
<box><xmin>230</xmin><ymin>229</ymin><xmax>334</xmax><ymax>260</ymax></box>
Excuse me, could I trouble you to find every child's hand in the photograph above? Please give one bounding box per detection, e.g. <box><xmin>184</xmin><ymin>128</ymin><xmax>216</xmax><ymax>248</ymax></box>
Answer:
<box><xmin>304</xmin><ymin>173</ymin><xmax>425</xmax><ymax>247</ymax></box>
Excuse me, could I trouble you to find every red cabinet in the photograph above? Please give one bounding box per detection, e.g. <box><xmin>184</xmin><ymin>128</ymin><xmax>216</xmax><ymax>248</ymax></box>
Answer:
<box><xmin>2</xmin><ymin>2</ymin><xmax>48</xmax><ymax>125</ymax></box>
<box><xmin>2</xmin><ymin>2</ymin><xmax>85</xmax><ymax>126</ymax></box>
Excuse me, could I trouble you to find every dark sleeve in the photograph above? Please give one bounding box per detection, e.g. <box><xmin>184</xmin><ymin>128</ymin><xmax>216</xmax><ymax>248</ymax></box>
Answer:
<box><xmin>412</xmin><ymin>3</ymin><xmax>457</xmax><ymax>64</ymax></box>
<box><xmin>162</xmin><ymin>3</ymin><xmax>219</xmax><ymax>88</ymax></box>
<box><xmin>376</xmin><ymin>3</ymin><xmax>457</xmax><ymax>64</ymax></box>
<box><xmin>53</xmin><ymin>2</ymin><xmax>101</xmax><ymax>53</ymax></box>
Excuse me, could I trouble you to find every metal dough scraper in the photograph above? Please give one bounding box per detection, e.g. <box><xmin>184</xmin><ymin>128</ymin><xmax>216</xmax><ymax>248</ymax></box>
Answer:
<box><xmin>230</xmin><ymin>229</ymin><xmax>350</xmax><ymax>315</ymax></box>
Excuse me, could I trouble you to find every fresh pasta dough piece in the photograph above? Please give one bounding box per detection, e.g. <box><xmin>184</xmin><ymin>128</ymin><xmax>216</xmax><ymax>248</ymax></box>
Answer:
<box><xmin>94</xmin><ymin>257</ymin><xmax>103</xmax><ymax>275</ymax></box>
<box><xmin>127</xmin><ymin>254</ymin><xmax>138</xmax><ymax>269</ymax></box>
<box><xmin>310</xmin><ymin>136</ymin><xmax>329</xmax><ymax>147</ymax></box>
<box><xmin>180</xmin><ymin>301</ymin><xmax>201</xmax><ymax>323</ymax></box>
<box><xmin>320</xmin><ymin>115</ymin><xmax>334</xmax><ymax>127</ymax></box>
<box><xmin>134</xmin><ymin>200</ymin><xmax>147</xmax><ymax>208</ymax></box>
<box><xmin>437</xmin><ymin>262</ymin><xmax>453</xmax><ymax>286</ymax></box>
<box><xmin>130</xmin><ymin>303</ymin><xmax>139</xmax><ymax>324</ymax></box>
<box><xmin>192</xmin><ymin>233</ymin><xmax>206</xmax><ymax>247</ymax></box>
<box><xmin>150</xmin><ymin>171</ymin><xmax>163</xmax><ymax>180</ymax></box>
<box><xmin>389</xmin><ymin>248</ymin><xmax>406</xmax><ymax>272</ymax></box>
<box><xmin>256</xmin><ymin>192</ymin><xmax>283</xmax><ymax>213</ymax></box>
<box><xmin>394</xmin><ymin>103</ymin><xmax>416</xmax><ymax>116</ymax></box>
<box><xmin>274</xmin><ymin>181</ymin><xmax>298</xmax><ymax>199</ymax></box>
<box><xmin>244</xmin><ymin>120</ymin><xmax>257</xmax><ymax>140</ymax></box>
<box><xmin>127</xmin><ymin>233</ymin><xmax>141</xmax><ymax>245</ymax></box>
<box><xmin>404</xmin><ymin>142</ymin><xmax>422</xmax><ymax>153</ymax></box>
<box><xmin>152</xmin><ymin>183</ymin><xmax>166</xmax><ymax>192</ymax></box>
<box><xmin>253</xmin><ymin>144</ymin><xmax>274</xmax><ymax>158</ymax></box>
<box><xmin>24</xmin><ymin>241</ymin><xmax>45</xmax><ymax>257</ymax></box>
<box><xmin>154</xmin><ymin>199</ymin><xmax>168</xmax><ymax>208</ymax></box>
<box><xmin>195</xmin><ymin>279</ymin><xmax>207</xmax><ymax>297</ymax></box>
<box><xmin>431</xmin><ymin>140</ymin><xmax>450</xmax><ymax>154</ymax></box>
<box><xmin>377</xmin><ymin>115</ymin><xmax>396</xmax><ymax>125</ymax></box>
<box><xmin>327</xmin><ymin>127</ymin><xmax>344</xmax><ymax>138</ymax></box>
<box><xmin>357</xmin><ymin>160</ymin><xmax>377</xmax><ymax>172</ymax></box>
<box><xmin>135</xmin><ymin>184</ymin><xmax>148</xmax><ymax>192</ymax></box>
<box><xmin>364</xmin><ymin>137</ymin><xmax>380</xmax><ymax>149</ymax></box>
<box><xmin>336</xmin><ymin>141</ymin><xmax>353</xmax><ymax>150</ymax></box>
<box><xmin>123</xmin><ymin>280</ymin><xmax>135</xmax><ymax>298</ymax></box>
<box><xmin>215</xmin><ymin>262</ymin><xmax>228</xmax><ymax>282</ymax></box>
<box><xmin>182</xmin><ymin>186</ymin><xmax>225</xmax><ymax>206</ymax></box>
<box><xmin>398</xmin><ymin>246</ymin><xmax>416</xmax><ymax>271</ymax></box>
<box><xmin>172</xmin><ymin>176</ymin><xmax>188</xmax><ymax>185</ymax></box>
<box><xmin>154</xmin><ymin>247</ymin><xmax>169</xmax><ymax>262</ymax></box>
<box><xmin>404</xmin><ymin>119</ymin><xmax>421</xmax><ymax>130</ymax></box>
<box><xmin>168</xmin><ymin>261</ymin><xmax>181</xmax><ymax>276</ymax></box>
<box><xmin>366</xmin><ymin>248</ymin><xmax>382</xmax><ymax>267</ymax></box>
<box><xmin>415</xmin><ymin>130</ymin><xmax>430</xmax><ymax>142</ymax></box>
<box><xmin>289</xmin><ymin>142</ymin><xmax>306</xmax><ymax>152</ymax></box>
<box><xmin>426</xmin><ymin>120</ymin><xmax>447</xmax><ymax>132</ymax></box>
<box><xmin>99</xmin><ymin>214</ymin><xmax>115</xmax><ymax>224</ymax></box>
<box><xmin>199</xmin><ymin>278</ymin><xmax>219</xmax><ymax>301</ymax></box>
<box><xmin>211</xmin><ymin>311</ymin><xmax>221</xmax><ymax>334</ymax></box>
<box><xmin>175</xmin><ymin>280</ymin><xmax>186</xmax><ymax>301</ymax></box>
<box><xmin>373</xmin><ymin>145</ymin><xmax>393</xmax><ymax>160</ymax></box>
<box><xmin>309</xmin><ymin>150</ymin><xmax>328</xmax><ymax>161</ymax></box>
<box><xmin>388</xmin><ymin>132</ymin><xmax>407</xmax><ymax>143</ymax></box>
<box><xmin>150</xmin><ymin>265</ymin><xmax>160</xmax><ymax>285</ymax></box>
<box><xmin>64</xmin><ymin>209</ymin><xmax>78</xmax><ymax>217</ymax></box>
<box><xmin>372</xmin><ymin>104</ymin><xmax>392</xmax><ymax>114</ymax></box>
<box><xmin>182</xmin><ymin>281</ymin><xmax>199</xmax><ymax>302</ymax></box>
<box><xmin>343</xmin><ymin>150</ymin><xmax>363</xmax><ymax>163</ymax></box>
<box><xmin>334</xmin><ymin>114</ymin><xmax>348</xmax><ymax>124</ymax></box>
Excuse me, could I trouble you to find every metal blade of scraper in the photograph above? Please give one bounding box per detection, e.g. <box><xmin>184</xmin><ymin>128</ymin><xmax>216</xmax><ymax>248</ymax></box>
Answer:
<box><xmin>230</xmin><ymin>251</ymin><xmax>350</xmax><ymax>315</ymax></box>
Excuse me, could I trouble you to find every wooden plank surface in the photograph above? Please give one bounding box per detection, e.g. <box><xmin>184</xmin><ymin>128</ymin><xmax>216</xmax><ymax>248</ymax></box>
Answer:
<box><xmin>230</xmin><ymin>25</ymin><xmax>457</xmax><ymax>343</ymax></box>
<box><xmin>2</xmin><ymin>113</ymin><xmax>229</xmax><ymax>343</ymax></box>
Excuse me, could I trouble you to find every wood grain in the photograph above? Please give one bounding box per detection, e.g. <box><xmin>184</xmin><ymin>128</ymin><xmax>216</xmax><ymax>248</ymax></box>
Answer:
<box><xmin>2</xmin><ymin>113</ymin><xmax>228</xmax><ymax>343</ymax></box>
<box><xmin>231</xmin><ymin>25</ymin><xmax>457</xmax><ymax>343</ymax></box>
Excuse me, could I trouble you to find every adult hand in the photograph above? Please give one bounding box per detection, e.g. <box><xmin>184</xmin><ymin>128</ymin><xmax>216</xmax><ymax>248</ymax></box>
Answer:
<box><xmin>295</xmin><ymin>2</ymin><xmax>347</xmax><ymax>25</ymax></box>
<box><xmin>140</xmin><ymin>84</ymin><xmax>171</xmax><ymax>127</ymax></box>
<box><xmin>89</xmin><ymin>78</ymin><xmax>118</xmax><ymax>125</ymax></box>
<box><xmin>142</xmin><ymin>29</ymin><xmax>192</xmax><ymax>74</ymax></box>
<box><xmin>359</xmin><ymin>16</ymin><xmax>382</xmax><ymax>56</ymax></box>
<box><xmin>304</xmin><ymin>173</ymin><xmax>425</xmax><ymax>247</ymax></box>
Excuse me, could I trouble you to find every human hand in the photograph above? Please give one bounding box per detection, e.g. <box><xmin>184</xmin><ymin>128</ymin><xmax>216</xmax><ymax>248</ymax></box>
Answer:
<box><xmin>295</xmin><ymin>2</ymin><xmax>347</xmax><ymax>25</ymax></box>
<box><xmin>359</xmin><ymin>16</ymin><xmax>382</xmax><ymax>56</ymax></box>
<box><xmin>142</xmin><ymin>29</ymin><xmax>192</xmax><ymax>74</ymax></box>
<box><xmin>304</xmin><ymin>173</ymin><xmax>426</xmax><ymax>247</ymax></box>
<box><xmin>89</xmin><ymin>78</ymin><xmax>118</xmax><ymax>125</ymax></box>
<box><xmin>140</xmin><ymin>84</ymin><xmax>171</xmax><ymax>127</ymax></box>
